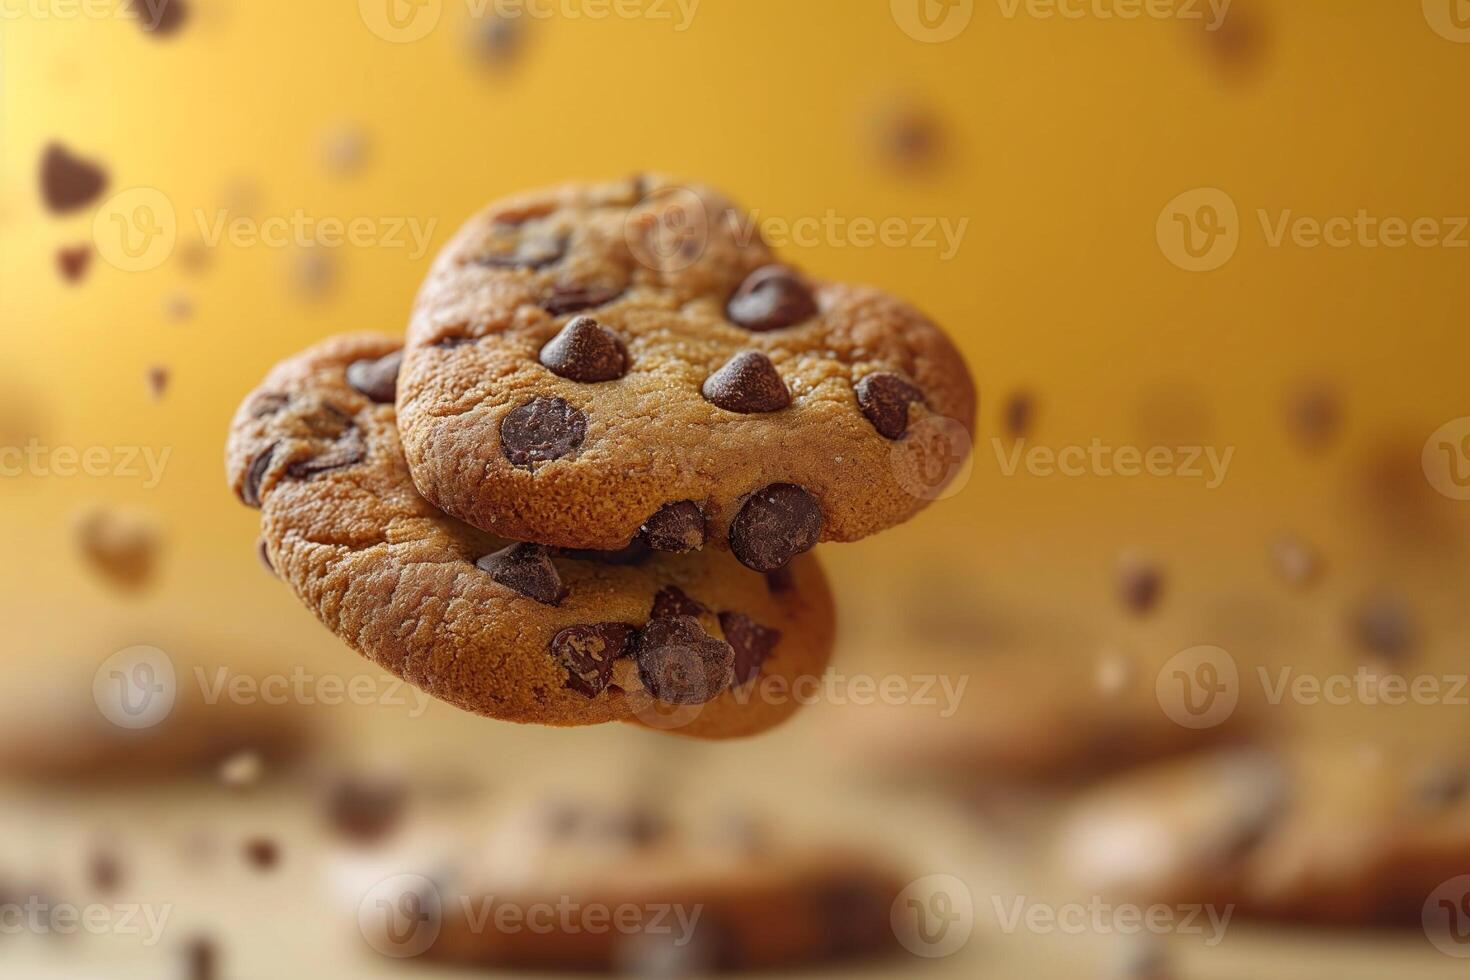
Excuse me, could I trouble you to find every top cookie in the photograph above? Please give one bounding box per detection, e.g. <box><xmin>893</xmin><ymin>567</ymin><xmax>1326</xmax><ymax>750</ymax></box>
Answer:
<box><xmin>398</xmin><ymin>176</ymin><xmax>976</xmax><ymax>570</ymax></box>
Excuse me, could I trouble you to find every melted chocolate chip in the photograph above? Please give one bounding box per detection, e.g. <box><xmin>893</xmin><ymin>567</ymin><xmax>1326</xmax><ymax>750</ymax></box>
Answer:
<box><xmin>539</xmin><ymin>316</ymin><xmax>628</xmax><ymax>383</ymax></box>
<box><xmin>345</xmin><ymin>350</ymin><xmax>402</xmax><ymax>404</ymax></box>
<box><xmin>541</xmin><ymin>283</ymin><xmax>624</xmax><ymax>316</ymax></box>
<box><xmin>702</xmin><ymin>351</ymin><xmax>791</xmax><ymax>414</ymax></box>
<box><xmin>729</xmin><ymin>484</ymin><xmax>823</xmax><ymax>573</ymax></box>
<box><xmin>500</xmin><ymin>397</ymin><xmax>587</xmax><ymax>467</ymax></box>
<box><xmin>240</xmin><ymin>444</ymin><xmax>277</xmax><ymax>508</ymax></box>
<box><xmin>718</xmin><ymin>612</ymin><xmax>781</xmax><ymax>685</ymax></box>
<box><xmin>57</xmin><ymin>245</ymin><xmax>91</xmax><ymax>283</ymax></box>
<box><xmin>766</xmin><ymin>567</ymin><xmax>795</xmax><ymax>595</ymax></box>
<box><xmin>250</xmin><ymin>393</ymin><xmax>290</xmax><ymax>419</ymax></box>
<box><xmin>39</xmin><ymin>143</ymin><xmax>108</xmax><ymax>214</ymax></box>
<box><xmin>474</xmin><ymin>231</ymin><xmax>567</xmax><ymax>269</ymax></box>
<box><xmin>555</xmin><ymin>540</ymin><xmax>652</xmax><ymax>566</ymax></box>
<box><xmin>640</xmin><ymin>501</ymin><xmax>706</xmax><ymax>553</ymax></box>
<box><xmin>727</xmin><ymin>265</ymin><xmax>817</xmax><ymax>331</ymax></box>
<box><xmin>476</xmin><ymin>542</ymin><xmax>567</xmax><ymax>606</ymax></box>
<box><xmin>635</xmin><ymin>616</ymin><xmax>735</xmax><ymax>705</ymax></box>
<box><xmin>651</xmin><ymin>586</ymin><xmax>707</xmax><ymax>620</ymax></box>
<box><xmin>285</xmin><ymin>425</ymin><xmax>366</xmax><ymax>479</ymax></box>
<box><xmin>854</xmin><ymin>373</ymin><xmax>924</xmax><ymax>439</ymax></box>
<box><xmin>551</xmin><ymin>623</ymin><xmax>638</xmax><ymax>697</ymax></box>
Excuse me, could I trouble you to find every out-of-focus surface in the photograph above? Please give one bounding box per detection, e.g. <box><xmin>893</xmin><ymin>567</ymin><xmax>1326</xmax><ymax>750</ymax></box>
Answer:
<box><xmin>3</xmin><ymin>0</ymin><xmax>1470</xmax><ymax>976</ymax></box>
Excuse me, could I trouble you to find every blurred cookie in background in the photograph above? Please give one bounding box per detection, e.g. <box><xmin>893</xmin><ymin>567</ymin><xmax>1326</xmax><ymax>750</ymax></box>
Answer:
<box><xmin>339</xmin><ymin>793</ymin><xmax>905</xmax><ymax>972</ymax></box>
<box><xmin>1054</xmin><ymin>737</ymin><xmax>1470</xmax><ymax>925</ymax></box>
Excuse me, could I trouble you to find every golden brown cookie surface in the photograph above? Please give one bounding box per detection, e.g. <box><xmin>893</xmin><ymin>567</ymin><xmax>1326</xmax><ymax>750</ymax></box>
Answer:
<box><xmin>226</xmin><ymin>334</ymin><xmax>834</xmax><ymax>737</ymax></box>
<box><xmin>397</xmin><ymin>176</ymin><xmax>976</xmax><ymax>570</ymax></box>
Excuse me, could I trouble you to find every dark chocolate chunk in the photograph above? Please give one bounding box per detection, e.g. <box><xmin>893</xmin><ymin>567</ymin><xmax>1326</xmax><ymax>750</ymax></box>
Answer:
<box><xmin>640</xmin><ymin>501</ymin><xmax>706</xmax><ymax>553</ymax></box>
<box><xmin>285</xmin><ymin>425</ymin><xmax>366</xmax><ymax>479</ymax></box>
<box><xmin>650</xmin><ymin>586</ymin><xmax>707</xmax><ymax>620</ymax></box>
<box><xmin>727</xmin><ymin>265</ymin><xmax>817</xmax><ymax>331</ymax></box>
<box><xmin>551</xmin><ymin>623</ymin><xmax>638</xmax><ymax>697</ymax></box>
<box><xmin>476</xmin><ymin>542</ymin><xmax>567</xmax><ymax>606</ymax></box>
<box><xmin>345</xmin><ymin>350</ymin><xmax>402</xmax><ymax>404</ymax></box>
<box><xmin>539</xmin><ymin>316</ymin><xmax>628</xmax><ymax>383</ymax></box>
<box><xmin>474</xmin><ymin>231</ymin><xmax>567</xmax><ymax>269</ymax></box>
<box><xmin>39</xmin><ymin>143</ymin><xmax>107</xmax><ymax>214</ymax></box>
<box><xmin>702</xmin><ymin>351</ymin><xmax>791</xmax><ymax>414</ymax></box>
<box><xmin>240</xmin><ymin>444</ymin><xmax>277</xmax><ymax>508</ymax></box>
<box><xmin>718</xmin><ymin>612</ymin><xmax>781</xmax><ymax>686</ymax></box>
<box><xmin>729</xmin><ymin>484</ymin><xmax>823</xmax><ymax>573</ymax></box>
<box><xmin>57</xmin><ymin>245</ymin><xmax>91</xmax><ymax>283</ymax></box>
<box><xmin>635</xmin><ymin>615</ymin><xmax>734</xmax><ymax>705</ymax></box>
<box><xmin>500</xmin><ymin>397</ymin><xmax>587</xmax><ymax>467</ymax></box>
<box><xmin>541</xmin><ymin>283</ymin><xmax>623</xmax><ymax>316</ymax></box>
<box><xmin>854</xmin><ymin>373</ymin><xmax>924</xmax><ymax>439</ymax></box>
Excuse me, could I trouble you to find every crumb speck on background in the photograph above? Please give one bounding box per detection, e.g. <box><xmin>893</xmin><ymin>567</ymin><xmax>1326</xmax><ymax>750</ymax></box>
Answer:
<box><xmin>146</xmin><ymin>365</ymin><xmax>170</xmax><ymax>401</ymax></box>
<box><xmin>56</xmin><ymin>244</ymin><xmax>92</xmax><ymax>283</ymax></box>
<box><xmin>164</xmin><ymin>292</ymin><xmax>194</xmax><ymax>321</ymax></box>
<box><xmin>1116</xmin><ymin>552</ymin><xmax>1164</xmax><ymax>616</ymax></box>
<box><xmin>1002</xmin><ymin>390</ymin><xmax>1033</xmax><ymax>440</ymax></box>
<box><xmin>869</xmin><ymin>95</ymin><xmax>947</xmax><ymax>173</ymax></box>
<box><xmin>320</xmin><ymin>122</ymin><xmax>371</xmax><ymax>178</ymax></box>
<box><xmin>472</xmin><ymin>14</ymin><xmax>528</xmax><ymax>70</ymax></box>
<box><xmin>1350</xmin><ymin>593</ymin><xmax>1416</xmax><ymax>665</ymax></box>
<box><xmin>1269</xmin><ymin>534</ymin><xmax>1320</xmax><ymax>589</ymax></box>
<box><xmin>75</xmin><ymin>506</ymin><xmax>162</xmax><ymax>592</ymax></box>
<box><xmin>325</xmin><ymin>773</ymin><xmax>409</xmax><ymax>844</ymax></box>
<box><xmin>1285</xmin><ymin>380</ymin><xmax>1341</xmax><ymax>453</ymax></box>
<box><xmin>127</xmin><ymin>0</ymin><xmax>188</xmax><ymax>38</ymax></box>
<box><xmin>244</xmin><ymin>837</ymin><xmax>280</xmax><ymax>871</ymax></box>
<box><xmin>219</xmin><ymin>750</ymin><xmax>264</xmax><ymax>789</ymax></box>
<box><xmin>290</xmin><ymin>248</ymin><xmax>337</xmax><ymax>302</ymax></box>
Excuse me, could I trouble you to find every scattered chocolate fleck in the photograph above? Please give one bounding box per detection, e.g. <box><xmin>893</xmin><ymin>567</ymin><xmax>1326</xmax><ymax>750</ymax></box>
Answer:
<box><xmin>146</xmin><ymin>364</ymin><xmax>169</xmax><ymax>401</ymax></box>
<box><xmin>1003</xmin><ymin>390</ymin><xmax>1033</xmax><ymax>440</ymax></box>
<box><xmin>39</xmin><ymin>143</ymin><xmax>107</xmax><ymax>213</ymax></box>
<box><xmin>599</xmin><ymin>806</ymin><xmax>668</xmax><ymax>847</ymax></box>
<box><xmin>1285</xmin><ymin>382</ymin><xmax>1340</xmax><ymax>453</ymax></box>
<box><xmin>1116</xmin><ymin>555</ymin><xmax>1164</xmax><ymax>615</ymax></box>
<box><xmin>326</xmin><ymin>775</ymin><xmax>409</xmax><ymax>844</ymax></box>
<box><xmin>1352</xmin><ymin>594</ymin><xmax>1416</xmax><ymax>663</ymax></box>
<box><xmin>874</xmin><ymin>100</ymin><xmax>945</xmax><ymax>172</ymax></box>
<box><xmin>729</xmin><ymin>484</ymin><xmax>823</xmax><ymax>573</ymax></box>
<box><xmin>541</xmin><ymin>283</ymin><xmax>623</xmax><ymax>316</ymax></box>
<box><xmin>551</xmin><ymin>623</ymin><xmax>638</xmax><ymax>697</ymax></box>
<box><xmin>634</xmin><ymin>615</ymin><xmax>735</xmax><ymax>705</ymax></box>
<box><xmin>718</xmin><ymin>612</ymin><xmax>781</xmax><ymax>685</ymax></box>
<box><xmin>473</xmin><ymin>14</ymin><xmax>526</xmax><ymax>69</ymax></box>
<box><xmin>500</xmin><ymin>397</ymin><xmax>587</xmax><ymax>467</ymax></box>
<box><xmin>56</xmin><ymin>244</ymin><xmax>91</xmax><ymax>283</ymax></box>
<box><xmin>854</xmin><ymin>372</ymin><xmax>923</xmax><ymax>439</ymax></box>
<box><xmin>320</xmin><ymin>122</ymin><xmax>371</xmax><ymax>178</ymax></box>
<box><xmin>640</xmin><ymin>501</ymin><xmax>706</xmax><ymax>553</ymax></box>
<box><xmin>89</xmin><ymin>849</ymin><xmax>123</xmax><ymax>894</ymax></box>
<box><xmin>1417</xmin><ymin>764</ymin><xmax>1469</xmax><ymax>810</ymax></box>
<box><xmin>727</xmin><ymin>265</ymin><xmax>817</xmax><ymax>331</ymax></box>
<box><xmin>345</xmin><ymin>350</ymin><xmax>402</xmax><ymax>404</ymax></box>
<box><xmin>128</xmin><ymin>0</ymin><xmax>188</xmax><ymax>37</ymax></box>
<box><xmin>651</xmin><ymin>586</ymin><xmax>707</xmax><ymax>620</ymax></box>
<box><xmin>703</xmin><ymin>351</ymin><xmax>791</xmax><ymax>414</ymax></box>
<box><xmin>539</xmin><ymin>316</ymin><xmax>628</xmax><ymax>383</ymax></box>
<box><xmin>243</xmin><ymin>838</ymin><xmax>279</xmax><ymax>871</ymax></box>
<box><xmin>476</xmin><ymin>542</ymin><xmax>567</xmax><ymax>606</ymax></box>
<box><xmin>184</xmin><ymin>936</ymin><xmax>217</xmax><ymax>980</ymax></box>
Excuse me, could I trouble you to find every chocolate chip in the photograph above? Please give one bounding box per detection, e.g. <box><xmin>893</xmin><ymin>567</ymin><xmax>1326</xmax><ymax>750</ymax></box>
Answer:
<box><xmin>128</xmin><ymin>0</ymin><xmax>188</xmax><ymax>36</ymax></box>
<box><xmin>184</xmin><ymin>936</ymin><xmax>218</xmax><ymax>980</ymax></box>
<box><xmin>635</xmin><ymin>616</ymin><xmax>735</xmax><ymax>705</ymax></box>
<box><xmin>729</xmin><ymin>484</ymin><xmax>823</xmax><ymax>573</ymax></box>
<box><xmin>727</xmin><ymin>265</ymin><xmax>817</xmax><ymax>331</ymax></box>
<box><xmin>240</xmin><ymin>444</ymin><xmax>276</xmax><ymax>508</ymax></box>
<box><xmin>1003</xmin><ymin>390</ymin><xmax>1033</xmax><ymax>440</ymax></box>
<box><xmin>250</xmin><ymin>393</ymin><xmax>290</xmax><ymax>419</ymax></box>
<box><xmin>243</xmin><ymin>837</ymin><xmax>280</xmax><ymax>871</ymax></box>
<box><xmin>285</xmin><ymin>424</ymin><xmax>366</xmax><ymax>479</ymax></box>
<box><xmin>1117</xmin><ymin>555</ymin><xmax>1163</xmax><ymax>615</ymax></box>
<box><xmin>256</xmin><ymin>537</ymin><xmax>280</xmax><ymax>576</ymax></box>
<box><xmin>640</xmin><ymin>501</ymin><xmax>706</xmax><ymax>553</ymax></box>
<box><xmin>431</xmin><ymin>334</ymin><xmax>474</xmax><ymax>349</ymax></box>
<box><xmin>89</xmin><ymin>849</ymin><xmax>123</xmax><ymax>894</ymax></box>
<box><xmin>551</xmin><ymin>623</ymin><xmax>637</xmax><ymax>697</ymax></box>
<box><xmin>854</xmin><ymin>373</ymin><xmax>924</xmax><ymax>439</ymax></box>
<box><xmin>57</xmin><ymin>245</ymin><xmax>91</xmax><ymax>283</ymax></box>
<box><xmin>474</xmin><ymin>231</ymin><xmax>567</xmax><ymax>269</ymax></box>
<box><xmin>146</xmin><ymin>365</ymin><xmax>169</xmax><ymax>401</ymax></box>
<box><xmin>539</xmin><ymin>316</ymin><xmax>628</xmax><ymax>383</ymax></box>
<box><xmin>476</xmin><ymin>542</ymin><xmax>567</xmax><ymax>606</ymax></box>
<box><xmin>702</xmin><ymin>351</ymin><xmax>791</xmax><ymax>414</ymax></box>
<box><xmin>555</xmin><ymin>540</ymin><xmax>652</xmax><ymax>566</ymax></box>
<box><xmin>1352</xmin><ymin>594</ymin><xmax>1416</xmax><ymax>663</ymax></box>
<box><xmin>651</xmin><ymin>586</ymin><xmax>707</xmax><ymax>620</ymax></box>
<box><xmin>39</xmin><ymin>143</ymin><xmax>107</xmax><ymax>214</ymax></box>
<box><xmin>325</xmin><ymin>775</ymin><xmax>408</xmax><ymax>844</ymax></box>
<box><xmin>1285</xmin><ymin>382</ymin><xmax>1340</xmax><ymax>453</ymax></box>
<box><xmin>500</xmin><ymin>397</ymin><xmax>587</xmax><ymax>467</ymax></box>
<box><xmin>541</xmin><ymin>284</ymin><xmax>624</xmax><ymax>316</ymax></box>
<box><xmin>345</xmin><ymin>350</ymin><xmax>402</xmax><ymax>404</ymax></box>
<box><xmin>718</xmin><ymin>612</ymin><xmax>781</xmax><ymax>686</ymax></box>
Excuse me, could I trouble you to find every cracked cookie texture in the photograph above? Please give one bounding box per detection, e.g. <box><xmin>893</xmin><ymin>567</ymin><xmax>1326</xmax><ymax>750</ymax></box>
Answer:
<box><xmin>396</xmin><ymin>175</ymin><xmax>977</xmax><ymax>569</ymax></box>
<box><xmin>226</xmin><ymin>333</ymin><xmax>834</xmax><ymax>738</ymax></box>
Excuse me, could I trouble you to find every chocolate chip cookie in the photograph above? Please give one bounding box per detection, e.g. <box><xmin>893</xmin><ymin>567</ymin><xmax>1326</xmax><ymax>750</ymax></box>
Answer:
<box><xmin>397</xmin><ymin>176</ymin><xmax>976</xmax><ymax>570</ymax></box>
<box><xmin>347</xmin><ymin>795</ymin><xmax>903</xmax><ymax>971</ymax></box>
<box><xmin>226</xmin><ymin>334</ymin><xmax>834</xmax><ymax>737</ymax></box>
<box><xmin>1055</xmin><ymin>741</ymin><xmax>1470</xmax><ymax>924</ymax></box>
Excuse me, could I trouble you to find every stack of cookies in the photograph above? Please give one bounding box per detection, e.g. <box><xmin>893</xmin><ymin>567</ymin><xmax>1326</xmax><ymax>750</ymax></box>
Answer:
<box><xmin>227</xmin><ymin>176</ymin><xmax>976</xmax><ymax>739</ymax></box>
